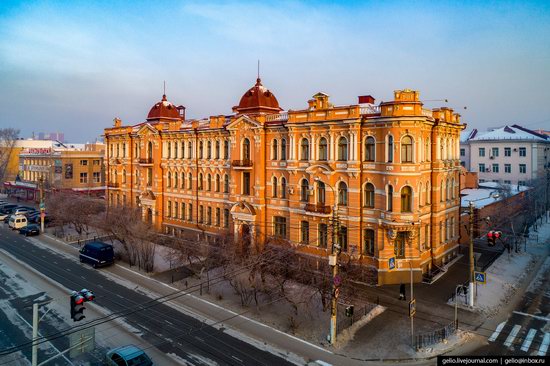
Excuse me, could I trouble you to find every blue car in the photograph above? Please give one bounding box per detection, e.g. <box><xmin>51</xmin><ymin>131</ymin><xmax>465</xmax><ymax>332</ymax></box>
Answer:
<box><xmin>105</xmin><ymin>345</ymin><xmax>153</xmax><ymax>366</ymax></box>
<box><xmin>19</xmin><ymin>224</ymin><xmax>40</xmax><ymax>236</ymax></box>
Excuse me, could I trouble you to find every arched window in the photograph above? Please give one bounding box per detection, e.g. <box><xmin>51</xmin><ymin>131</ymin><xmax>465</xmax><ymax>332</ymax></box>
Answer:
<box><xmin>300</xmin><ymin>139</ymin><xmax>309</xmax><ymax>161</ymax></box>
<box><xmin>319</xmin><ymin>137</ymin><xmax>328</xmax><ymax>161</ymax></box>
<box><xmin>199</xmin><ymin>141</ymin><xmax>204</xmax><ymax>159</ymax></box>
<box><xmin>188</xmin><ymin>173</ymin><xmax>193</xmax><ymax>190</ymax></box>
<box><xmin>215</xmin><ymin>141</ymin><xmax>220</xmax><ymax>159</ymax></box>
<box><xmin>446</xmin><ymin>178</ymin><xmax>451</xmax><ymax>200</ymax></box>
<box><xmin>272</xmin><ymin>177</ymin><xmax>278</xmax><ymax>197</ymax></box>
<box><xmin>365</xmin><ymin>136</ymin><xmax>375</xmax><ymax>162</ymax></box>
<box><xmin>387</xmin><ymin>185</ymin><xmax>393</xmax><ymax>211</ymax></box>
<box><xmin>215</xmin><ymin>174</ymin><xmax>220</xmax><ymax>192</ymax></box>
<box><xmin>224</xmin><ymin>174</ymin><xmax>229</xmax><ymax>193</ymax></box>
<box><xmin>207</xmin><ymin>174</ymin><xmax>212</xmax><ymax>191</ymax></box>
<box><xmin>338</xmin><ymin>182</ymin><xmax>348</xmax><ymax>206</ymax></box>
<box><xmin>174</xmin><ymin>172</ymin><xmax>178</xmax><ymax>188</ymax></box>
<box><xmin>364</xmin><ymin>183</ymin><xmax>375</xmax><ymax>208</ymax></box>
<box><xmin>148</xmin><ymin>141</ymin><xmax>153</xmax><ymax>159</ymax></box>
<box><xmin>134</xmin><ymin>142</ymin><xmax>138</xmax><ymax>158</ymax></box>
<box><xmin>116</xmin><ymin>143</ymin><xmax>120</xmax><ymax>157</ymax></box>
<box><xmin>188</xmin><ymin>141</ymin><xmax>192</xmax><ymax>159</ymax></box>
<box><xmin>426</xmin><ymin>182</ymin><xmax>431</xmax><ymax>204</ymax></box>
<box><xmin>281</xmin><ymin>139</ymin><xmax>287</xmax><ymax>160</ymax></box>
<box><xmin>207</xmin><ymin>141</ymin><xmax>212</xmax><ymax>159</ymax></box>
<box><xmin>440</xmin><ymin>180</ymin><xmax>445</xmax><ymax>202</ymax></box>
<box><xmin>122</xmin><ymin>169</ymin><xmax>126</xmax><ymax>184</ymax></box>
<box><xmin>174</xmin><ymin>142</ymin><xmax>178</xmax><ymax>159</ymax></box>
<box><xmin>387</xmin><ymin>135</ymin><xmax>394</xmax><ymax>162</ymax></box>
<box><xmin>181</xmin><ymin>141</ymin><xmax>185</xmax><ymax>158</ymax></box>
<box><xmin>174</xmin><ymin>202</ymin><xmax>179</xmax><ymax>219</ymax></box>
<box><xmin>419</xmin><ymin>182</ymin><xmax>423</xmax><ymax>206</ymax></box>
<box><xmin>401</xmin><ymin>186</ymin><xmax>412</xmax><ymax>212</ymax></box>
<box><xmin>272</xmin><ymin>139</ymin><xmax>278</xmax><ymax>160</ymax></box>
<box><xmin>317</xmin><ymin>181</ymin><xmax>326</xmax><ymax>204</ymax></box>
<box><xmin>167</xmin><ymin>142</ymin><xmax>171</xmax><ymax>159</ymax></box>
<box><xmin>338</xmin><ymin>137</ymin><xmax>348</xmax><ymax>161</ymax></box>
<box><xmin>224</xmin><ymin>140</ymin><xmax>229</xmax><ymax>159</ymax></box>
<box><xmin>167</xmin><ymin>172</ymin><xmax>172</xmax><ymax>188</ymax></box>
<box><xmin>243</xmin><ymin>138</ymin><xmax>251</xmax><ymax>160</ymax></box>
<box><xmin>425</xmin><ymin>139</ymin><xmax>430</xmax><ymax>161</ymax></box>
<box><xmin>300</xmin><ymin>179</ymin><xmax>309</xmax><ymax>202</ymax></box>
<box><xmin>122</xmin><ymin>143</ymin><xmax>126</xmax><ymax>158</ymax></box>
<box><xmin>281</xmin><ymin>177</ymin><xmax>287</xmax><ymax>199</ymax></box>
<box><xmin>401</xmin><ymin>136</ymin><xmax>413</xmax><ymax>163</ymax></box>
<box><xmin>181</xmin><ymin>172</ymin><xmax>185</xmax><ymax>188</ymax></box>
<box><xmin>198</xmin><ymin>173</ymin><xmax>203</xmax><ymax>190</ymax></box>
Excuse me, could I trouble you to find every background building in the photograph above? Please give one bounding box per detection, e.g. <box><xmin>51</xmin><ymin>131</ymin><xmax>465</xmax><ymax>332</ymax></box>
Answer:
<box><xmin>461</xmin><ymin>125</ymin><xmax>550</xmax><ymax>186</ymax></box>
<box><xmin>104</xmin><ymin>82</ymin><xmax>464</xmax><ymax>284</ymax></box>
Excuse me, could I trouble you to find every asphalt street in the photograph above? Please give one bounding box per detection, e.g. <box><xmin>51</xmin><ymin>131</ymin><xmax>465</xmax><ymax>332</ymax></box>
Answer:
<box><xmin>0</xmin><ymin>225</ymin><xmax>295</xmax><ymax>366</ymax></box>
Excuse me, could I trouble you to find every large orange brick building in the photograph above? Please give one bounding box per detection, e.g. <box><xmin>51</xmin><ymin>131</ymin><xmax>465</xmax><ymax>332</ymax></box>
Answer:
<box><xmin>104</xmin><ymin>79</ymin><xmax>464</xmax><ymax>284</ymax></box>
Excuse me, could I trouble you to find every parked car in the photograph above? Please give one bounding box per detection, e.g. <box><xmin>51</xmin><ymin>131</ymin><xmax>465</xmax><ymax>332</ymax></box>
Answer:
<box><xmin>105</xmin><ymin>345</ymin><xmax>153</xmax><ymax>366</ymax></box>
<box><xmin>19</xmin><ymin>224</ymin><xmax>40</xmax><ymax>236</ymax></box>
<box><xmin>79</xmin><ymin>242</ymin><xmax>114</xmax><ymax>268</ymax></box>
<box><xmin>9</xmin><ymin>215</ymin><xmax>28</xmax><ymax>230</ymax></box>
<box><xmin>12</xmin><ymin>208</ymin><xmax>32</xmax><ymax>216</ymax></box>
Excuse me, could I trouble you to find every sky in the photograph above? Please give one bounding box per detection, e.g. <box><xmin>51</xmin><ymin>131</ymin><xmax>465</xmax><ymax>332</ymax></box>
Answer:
<box><xmin>0</xmin><ymin>0</ymin><xmax>549</xmax><ymax>142</ymax></box>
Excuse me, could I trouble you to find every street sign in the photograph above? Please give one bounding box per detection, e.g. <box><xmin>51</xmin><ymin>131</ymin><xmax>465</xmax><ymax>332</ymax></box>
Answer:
<box><xmin>69</xmin><ymin>327</ymin><xmax>95</xmax><ymax>358</ymax></box>
<box><xmin>474</xmin><ymin>271</ymin><xmax>486</xmax><ymax>284</ymax></box>
<box><xmin>409</xmin><ymin>299</ymin><xmax>416</xmax><ymax>317</ymax></box>
<box><xmin>388</xmin><ymin>257</ymin><xmax>396</xmax><ymax>270</ymax></box>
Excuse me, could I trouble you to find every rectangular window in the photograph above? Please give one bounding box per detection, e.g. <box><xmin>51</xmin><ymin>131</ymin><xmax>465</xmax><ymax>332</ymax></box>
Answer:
<box><xmin>519</xmin><ymin>164</ymin><xmax>526</xmax><ymax>173</ymax></box>
<box><xmin>182</xmin><ymin>203</ymin><xmax>186</xmax><ymax>221</ymax></box>
<box><xmin>80</xmin><ymin>159</ymin><xmax>88</xmax><ymax>166</ymax></box>
<box><xmin>478</xmin><ymin>148</ymin><xmax>485</xmax><ymax>157</ymax></box>
<box><xmin>243</xmin><ymin>172</ymin><xmax>250</xmax><ymax>195</ymax></box>
<box><xmin>492</xmin><ymin>164</ymin><xmax>499</xmax><ymax>173</ymax></box>
<box><xmin>395</xmin><ymin>232</ymin><xmax>406</xmax><ymax>258</ymax></box>
<box><xmin>519</xmin><ymin>147</ymin><xmax>526</xmax><ymax>157</ymax></box>
<box><xmin>93</xmin><ymin>172</ymin><xmax>100</xmax><ymax>183</ymax></box>
<box><xmin>504</xmin><ymin>147</ymin><xmax>511</xmax><ymax>157</ymax></box>
<box><xmin>207</xmin><ymin>207</ymin><xmax>212</xmax><ymax>225</ymax></box>
<box><xmin>224</xmin><ymin>140</ymin><xmax>229</xmax><ymax>159</ymax></box>
<box><xmin>504</xmin><ymin>180</ymin><xmax>511</xmax><ymax>184</ymax></box>
<box><xmin>79</xmin><ymin>172</ymin><xmax>88</xmax><ymax>183</ymax></box>
<box><xmin>300</xmin><ymin>221</ymin><xmax>309</xmax><ymax>244</ymax></box>
<box><xmin>479</xmin><ymin>163</ymin><xmax>485</xmax><ymax>172</ymax></box>
<box><xmin>318</xmin><ymin>224</ymin><xmax>328</xmax><ymax>248</ymax></box>
<box><xmin>174</xmin><ymin>202</ymin><xmax>179</xmax><ymax>219</ymax></box>
<box><xmin>460</xmin><ymin>148</ymin><xmax>465</xmax><ymax>157</ymax></box>
<box><xmin>93</xmin><ymin>160</ymin><xmax>100</xmax><ymax>165</ymax></box>
<box><xmin>199</xmin><ymin>205</ymin><xmax>204</xmax><ymax>223</ymax></box>
<box><xmin>491</xmin><ymin>147</ymin><xmax>499</xmax><ymax>157</ymax></box>
<box><xmin>339</xmin><ymin>226</ymin><xmax>348</xmax><ymax>252</ymax></box>
<box><xmin>167</xmin><ymin>201</ymin><xmax>172</xmax><ymax>217</ymax></box>
<box><xmin>188</xmin><ymin>203</ymin><xmax>193</xmax><ymax>221</ymax></box>
<box><xmin>224</xmin><ymin>209</ymin><xmax>230</xmax><ymax>228</ymax></box>
<box><xmin>363</xmin><ymin>229</ymin><xmax>375</xmax><ymax>255</ymax></box>
<box><xmin>518</xmin><ymin>180</ymin><xmax>526</xmax><ymax>186</ymax></box>
<box><xmin>216</xmin><ymin>207</ymin><xmax>221</xmax><ymax>226</ymax></box>
<box><xmin>504</xmin><ymin>164</ymin><xmax>511</xmax><ymax>173</ymax></box>
<box><xmin>273</xmin><ymin>216</ymin><xmax>287</xmax><ymax>238</ymax></box>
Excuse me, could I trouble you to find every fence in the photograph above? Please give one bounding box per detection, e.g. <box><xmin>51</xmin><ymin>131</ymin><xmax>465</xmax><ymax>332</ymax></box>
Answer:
<box><xmin>415</xmin><ymin>321</ymin><xmax>457</xmax><ymax>350</ymax></box>
<box><xmin>74</xmin><ymin>234</ymin><xmax>115</xmax><ymax>248</ymax></box>
<box><xmin>336</xmin><ymin>302</ymin><xmax>377</xmax><ymax>334</ymax></box>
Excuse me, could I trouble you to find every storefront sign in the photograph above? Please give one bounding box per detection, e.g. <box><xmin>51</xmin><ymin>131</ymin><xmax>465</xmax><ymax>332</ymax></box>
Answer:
<box><xmin>25</xmin><ymin>148</ymin><xmax>52</xmax><ymax>155</ymax></box>
<box><xmin>27</xmin><ymin>165</ymin><xmax>50</xmax><ymax>173</ymax></box>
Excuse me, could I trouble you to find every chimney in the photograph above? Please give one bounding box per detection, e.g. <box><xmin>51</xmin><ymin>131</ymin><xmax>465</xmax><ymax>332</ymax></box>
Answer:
<box><xmin>358</xmin><ymin>95</ymin><xmax>375</xmax><ymax>104</ymax></box>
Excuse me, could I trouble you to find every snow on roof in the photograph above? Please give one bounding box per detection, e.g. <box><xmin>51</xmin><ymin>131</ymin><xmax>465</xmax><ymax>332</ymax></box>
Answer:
<box><xmin>468</xmin><ymin>125</ymin><xmax>548</xmax><ymax>142</ymax></box>
<box><xmin>460</xmin><ymin>129</ymin><xmax>477</xmax><ymax>142</ymax></box>
<box><xmin>461</xmin><ymin>183</ymin><xmax>530</xmax><ymax>209</ymax></box>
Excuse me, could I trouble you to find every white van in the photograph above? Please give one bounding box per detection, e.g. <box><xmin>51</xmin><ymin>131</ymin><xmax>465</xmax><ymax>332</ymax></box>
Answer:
<box><xmin>9</xmin><ymin>215</ymin><xmax>27</xmax><ymax>230</ymax></box>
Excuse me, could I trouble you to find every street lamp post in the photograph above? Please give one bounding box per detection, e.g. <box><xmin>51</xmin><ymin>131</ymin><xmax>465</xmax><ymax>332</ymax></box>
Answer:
<box><xmin>315</xmin><ymin>177</ymin><xmax>340</xmax><ymax>345</ymax></box>
<box><xmin>38</xmin><ymin>175</ymin><xmax>45</xmax><ymax>233</ymax></box>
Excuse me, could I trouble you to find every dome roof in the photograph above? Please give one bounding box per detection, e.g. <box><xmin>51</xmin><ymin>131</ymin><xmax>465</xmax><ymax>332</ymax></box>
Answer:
<box><xmin>146</xmin><ymin>94</ymin><xmax>182</xmax><ymax>121</ymax></box>
<box><xmin>234</xmin><ymin>78</ymin><xmax>282</xmax><ymax>115</ymax></box>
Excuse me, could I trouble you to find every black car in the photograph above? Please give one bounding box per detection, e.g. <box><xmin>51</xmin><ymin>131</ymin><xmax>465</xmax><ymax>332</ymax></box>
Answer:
<box><xmin>19</xmin><ymin>224</ymin><xmax>40</xmax><ymax>236</ymax></box>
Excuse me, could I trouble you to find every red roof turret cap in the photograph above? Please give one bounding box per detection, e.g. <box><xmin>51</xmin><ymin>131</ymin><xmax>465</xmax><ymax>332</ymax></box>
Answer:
<box><xmin>234</xmin><ymin>78</ymin><xmax>283</xmax><ymax>114</ymax></box>
<box><xmin>147</xmin><ymin>94</ymin><xmax>181</xmax><ymax>121</ymax></box>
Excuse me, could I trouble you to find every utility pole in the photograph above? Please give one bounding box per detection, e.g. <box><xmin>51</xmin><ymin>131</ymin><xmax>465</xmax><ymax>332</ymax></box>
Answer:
<box><xmin>32</xmin><ymin>303</ymin><xmax>38</xmax><ymax>366</ymax></box>
<box><xmin>328</xmin><ymin>201</ymin><xmax>340</xmax><ymax>345</ymax></box>
<box><xmin>468</xmin><ymin>201</ymin><xmax>475</xmax><ymax>307</ymax></box>
<box><xmin>410</xmin><ymin>260</ymin><xmax>414</xmax><ymax>349</ymax></box>
<box><xmin>39</xmin><ymin>175</ymin><xmax>45</xmax><ymax>233</ymax></box>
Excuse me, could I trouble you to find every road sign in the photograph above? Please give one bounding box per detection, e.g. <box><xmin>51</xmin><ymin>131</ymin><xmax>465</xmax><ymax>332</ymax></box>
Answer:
<box><xmin>474</xmin><ymin>271</ymin><xmax>486</xmax><ymax>284</ymax></box>
<box><xmin>69</xmin><ymin>327</ymin><xmax>95</xmax><ymax>358</ymax></box>
<box><xmin>388</xmin><ymin>257</ymin><xmax>396</xmax><ymax>270</ymax></box>
<box><xmin>409</xmin><ymin>299</ymin><xmax>416</xmax><ymax>317</ymax></box>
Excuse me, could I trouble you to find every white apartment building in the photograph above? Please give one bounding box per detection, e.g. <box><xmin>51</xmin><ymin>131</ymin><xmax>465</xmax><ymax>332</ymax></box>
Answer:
<box><xmin>460</xmin><ymin>125</ymin><xmax>549</xmax><ymax>186</ymax></box>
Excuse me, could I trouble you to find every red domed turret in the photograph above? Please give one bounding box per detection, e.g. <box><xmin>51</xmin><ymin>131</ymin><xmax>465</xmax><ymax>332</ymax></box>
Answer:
<box><xmin>147</xmin><ymin>94</ymin><xmax>184</xmax><ymax>121</ymax></box>
<box><xmin>234</xmin><ymin>78</ymin><xmax>282</xmax><ymax>115</ymax></box>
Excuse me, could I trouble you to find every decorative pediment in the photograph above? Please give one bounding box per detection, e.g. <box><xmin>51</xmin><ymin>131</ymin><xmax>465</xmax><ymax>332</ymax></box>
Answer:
<box><xmin>305</xmin><ymin>164</ymin><xmax>334</xmax><ymax>176</ymax></box>
<box><xmin>226</xmin><ymin>115</ymin><xmax>263</xmax><ymax>131</ymax></box>
<box><xmin>139</xmin><ymin>190</ymin><xmax>156</xmax><ymax>201</ymax></box>
<box><xmin>230</xmin><ymin>200</ymin><xmax>256</xmax><ymax>216</ymax></box>
<box><xmin>136</xmin><ymin>123</ymin><xmax>160</xmax><ymax>136</ymax></box>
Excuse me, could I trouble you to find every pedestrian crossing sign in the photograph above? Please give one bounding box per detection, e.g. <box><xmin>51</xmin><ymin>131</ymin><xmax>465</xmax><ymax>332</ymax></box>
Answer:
<box><xmin>474</xmin><ymin>271</ymin><xmax>486</xmax><ymax>284</ymax></box>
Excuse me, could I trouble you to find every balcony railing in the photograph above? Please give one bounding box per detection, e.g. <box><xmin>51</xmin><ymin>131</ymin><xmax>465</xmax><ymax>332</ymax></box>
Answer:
<box><xmin>360</xmin><ymin>105</ymin><xmax>381</xmax><ymax>115</ymax></box>
<box><xmin>139</xmin><ymin>158</ymin><xmax>153</xmax><ymax>164</ymax></box>
<box><xmin>305</xmin><ymin>203</ymin><xmax>331</xmax><ymax>214</ymax></box>
<box><xmin>108</xmin><ymin>182</ymin><xmax>120</xmax><ymax>188</ymax></box>
<box><xmin>231</xmin><ymin>159</ymin><xmax>253</xmax><ymax>167</ymax></box>
<box><xmin>265</xmin><ymin>112</ymin><xmax>289</xmax><ymax>122</ymax></box>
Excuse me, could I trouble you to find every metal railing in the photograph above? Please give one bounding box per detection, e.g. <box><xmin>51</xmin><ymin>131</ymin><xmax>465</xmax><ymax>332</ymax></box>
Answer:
<box><xmin>336</xmin><ymin>303</ymin><xmax>377</xmax><ymax>334</ymax></box>
<box><xmin>415</xmin><ymin>321</ymin><xmax>457</xmax><ymax>350</ymax></box>
<box><xmin>359</xmin><ymin>105</ymin><xmax>381</xmax><ymax>115</ymax></box>
<box><xmin>265</xmin><ymin>112</ymin><xmax>289</xmax><ymax>122</ymax></box>
<box><xmin>304</xmin><ymin>203</ymin><xmax>331</xmax><ymax>214</ymax></box>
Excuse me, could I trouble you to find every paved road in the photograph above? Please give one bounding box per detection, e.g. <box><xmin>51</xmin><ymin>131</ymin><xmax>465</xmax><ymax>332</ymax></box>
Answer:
<box><xmin>472</xmin><ymin>258</ymin><xmax>550</xmax><ymax>356</ymax></box>
<box><xmin>0</xmin><ymin>225</ymin><xmax>295</xmax><ymax>366</ymax></box>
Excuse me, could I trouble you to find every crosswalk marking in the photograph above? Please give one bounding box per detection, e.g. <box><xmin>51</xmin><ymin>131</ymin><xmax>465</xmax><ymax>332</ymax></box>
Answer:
<box><xmin>504</xmin><ymin>325</ymin><xmax>521</xmax><ymax>347</ymax></box>
<box><xmin>538</xmin><ymin>332</ymin><xmax>549</xmax><ymax>356</ymax></box>
<box><xmin>521</xmin><ymin>329</ymin><xmax>536</xmax><ymax>352</ymax></box>
<box><xmin>489</xmin><ymin>321</ymin><xmax>507</xmax><ymax>342</ymax></box>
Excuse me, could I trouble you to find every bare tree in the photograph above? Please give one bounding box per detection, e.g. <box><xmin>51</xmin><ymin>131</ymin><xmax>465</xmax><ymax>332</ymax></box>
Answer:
<box><xmin>0</xmin><ymin>128</ymin><xmax>20</xmax><ymax>184</ymax></box>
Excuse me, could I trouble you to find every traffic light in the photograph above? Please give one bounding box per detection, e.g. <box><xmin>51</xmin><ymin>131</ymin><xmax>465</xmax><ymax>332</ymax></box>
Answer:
<box><xmin>494</xmin><ymin>231</ymin><xmax>501</xmax><ymax>244</ymax></box>
<box><xmin>70</xmin><ymin>289</ymin><xmax>95</xmax><ymax>322</ymax></box>
<box><xmin>345</xmin><ymin>305</ymin><xmax>354</xmax><ymax>317</ymax></box>
<box><xmin>70</xmin><ymin>291</ymin><xmax>86</xmax><ymax>322</ymax></box>
<box><xmin>487</xmin><ymin>231</ymin><xmax>495</xmax><ymax>246</ymax></box>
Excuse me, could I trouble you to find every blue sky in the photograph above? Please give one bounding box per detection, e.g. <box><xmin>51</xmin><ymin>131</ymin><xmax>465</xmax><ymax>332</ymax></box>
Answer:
<box><xmin>0</xmin><ymin>0</ymin><xmax>549</xmax><ymax>142</ymax></box>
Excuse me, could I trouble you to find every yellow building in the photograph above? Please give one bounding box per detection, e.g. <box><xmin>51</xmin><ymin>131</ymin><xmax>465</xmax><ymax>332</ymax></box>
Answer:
<box><xmin>8</xmin><ymin>142</ymin><xmax>105</xmax><ymax>200</ymax></box>
<box><xmin>104</xmin><ymin>80</ymin><xmax>464</xmax><ymax>284</ymax></box>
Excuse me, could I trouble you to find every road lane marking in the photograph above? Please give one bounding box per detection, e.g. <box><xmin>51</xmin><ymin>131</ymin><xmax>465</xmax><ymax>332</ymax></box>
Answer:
<box><xmin>488</xmin><ymin>321</ymin><xmax>506</xmax><ymax>342</ymax></box>
<box><xmin>231</xmin><ymin>355</ymin><xmax>243</xmax><ymax>363</ymax></box>
<box><xmin>504</xmin><ymin>325</ymin><xmax>521</xmax><ymax>347</ymax></box>
<box><xmin>512</xmin><ymin>311</ymin><xmax>550</xmax><ymax>322</ymax></box>
<box><xmin>538</xmin><ymin>332</ymin><xmax>549</xmax><ymax>356</ymax></box>
<box><xmin>521</xmin><ymin>329</ymin><xmax>537</xmax><ymax>352</ymax></box>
